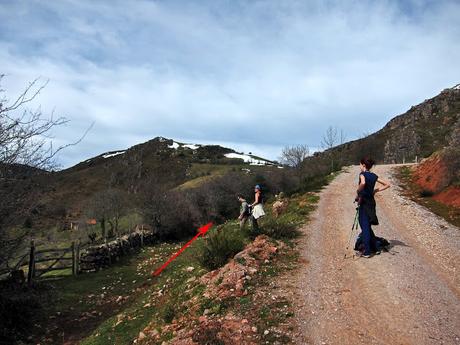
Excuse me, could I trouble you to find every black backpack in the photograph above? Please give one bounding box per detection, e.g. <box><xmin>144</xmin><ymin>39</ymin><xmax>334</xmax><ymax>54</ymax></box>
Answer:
<box><xmin>259</xmin><ymin>192</ymin><xmax>266</xmax><ymax>204</ymax></box>
<box><xmin>243</xmin><ymin>203</ymin><xmax>251</xmax><ymax>216</ymax></box>
<box><xmin>354</xmin><ymin>235</ymin><xmax>390</xmax><ymax>253</ymax></box>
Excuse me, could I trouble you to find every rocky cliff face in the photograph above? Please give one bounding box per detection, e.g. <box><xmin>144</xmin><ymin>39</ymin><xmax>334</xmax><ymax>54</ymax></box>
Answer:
<box><xmin>318</xmin><ymin>84</ymin><xmax>460</xmax><ymax>165</ymax></box>
<box><xmin>382</xmin><ymin>84</ymin><xmax>460</xmax><ymax>163</ymax></box>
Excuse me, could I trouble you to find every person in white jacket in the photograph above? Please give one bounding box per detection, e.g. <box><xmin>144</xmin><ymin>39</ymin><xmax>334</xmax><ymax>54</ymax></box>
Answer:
<box><xmin>250</xmin><ymin>185</ymin><xmax>265</xmax><ymax>229</ymax></box>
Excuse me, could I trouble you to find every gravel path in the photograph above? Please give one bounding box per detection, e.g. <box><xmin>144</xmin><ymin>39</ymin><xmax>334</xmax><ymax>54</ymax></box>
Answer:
<box><xmin>289</xmin><ymin>165</ymin><xmax>460</xmax><ymax>345</ymax></box>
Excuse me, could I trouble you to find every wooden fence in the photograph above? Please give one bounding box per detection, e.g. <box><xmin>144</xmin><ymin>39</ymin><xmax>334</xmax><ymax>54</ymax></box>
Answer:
<box><xmin>0</xmin><ymin>230</ymin><xmax>155</xmax><ymax>285</ymax></box>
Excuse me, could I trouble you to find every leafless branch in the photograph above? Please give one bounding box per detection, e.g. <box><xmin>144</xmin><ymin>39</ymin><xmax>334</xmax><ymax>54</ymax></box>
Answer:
<box><xmin>321</xmin><ymin>126</ymin><xmax>339</xmax><ymax>150</ymax></box>
<box><xmin>0</xmin><ymin>75</ymin><xmax>89</xmax><ymax>267</ymax></box>
<box><xmin>280</xmin><ymin>144</ymin><xmax>310</xmax><ymax>168</ymax></box>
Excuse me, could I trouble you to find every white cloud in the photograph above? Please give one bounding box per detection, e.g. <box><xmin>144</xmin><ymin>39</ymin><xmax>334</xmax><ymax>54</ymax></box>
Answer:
<box><xmin>0</xmin><ymin>0</ymin><xmax>459</xmax><ymax>168</ymax></box>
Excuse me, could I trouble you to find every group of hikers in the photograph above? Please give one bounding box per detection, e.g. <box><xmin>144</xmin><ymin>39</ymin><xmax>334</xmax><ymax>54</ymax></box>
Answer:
<box><xmin>238</xmin><ymin>157</ymin><xmax>390</xmax><ymax>258</ymax></box>
<box><xmin>237</xmin><ymin>184</ymin><xmax>265</xmax><ymax>230</ymax></box>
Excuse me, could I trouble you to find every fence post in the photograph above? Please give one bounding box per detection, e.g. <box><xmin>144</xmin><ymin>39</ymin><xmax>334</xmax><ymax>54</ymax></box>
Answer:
<box><xmin>76</xmin><ymin>240</ymin><xmax>80</xmax><ymax>275</ymax></box>
<box><xmin>71</xmin><ymin>241</ymin><xmax>76</xmax><ymax>276</ymax></box>
<box><xmin>105</xmin><ymin>237</ymin><xmax>112</xmax><ymax>265</ymax></box>
<box><xmin>27</xmin><ymin>240</ymin><xmax>35</xmax><ymax>286</ymax></box>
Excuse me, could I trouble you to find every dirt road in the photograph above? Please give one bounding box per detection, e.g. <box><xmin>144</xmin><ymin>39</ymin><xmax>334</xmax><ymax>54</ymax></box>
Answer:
<box><xmin>290</xmin><ymin>165</ymin><xmax>460</xmax><ymax>345</ymax></box>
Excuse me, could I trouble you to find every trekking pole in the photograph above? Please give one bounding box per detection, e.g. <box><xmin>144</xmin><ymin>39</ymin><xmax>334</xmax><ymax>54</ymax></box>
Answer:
<box><xmin>344</xmin><ymin>205</ymin><xmax>360</xmax><ymax>259</ymax></box>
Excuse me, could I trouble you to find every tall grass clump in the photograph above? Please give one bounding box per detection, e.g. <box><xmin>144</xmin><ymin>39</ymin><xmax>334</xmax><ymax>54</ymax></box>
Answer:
<box><xmin>198</xmin><ymin>224</ymin><xmax>246</xmax><ymax>270</ymax></box>
<box><xmin>257</xmin><ymin>217</ymin><xmax>300</xmax><ymax>240</ymax></box>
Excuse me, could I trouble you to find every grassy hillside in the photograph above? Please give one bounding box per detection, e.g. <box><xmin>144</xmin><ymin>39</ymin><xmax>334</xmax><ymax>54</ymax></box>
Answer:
<box><xmin>18</xmin><ymin>191</ymin><xmax>322</xmax><ymax>345</ymax></box>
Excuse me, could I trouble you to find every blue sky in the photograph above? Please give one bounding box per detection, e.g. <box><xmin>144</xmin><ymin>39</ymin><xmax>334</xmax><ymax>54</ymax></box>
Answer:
<box><xmin>1</xmin><ymin>0</ymin><xmax>459</xmax><ymax>167</ymax></box>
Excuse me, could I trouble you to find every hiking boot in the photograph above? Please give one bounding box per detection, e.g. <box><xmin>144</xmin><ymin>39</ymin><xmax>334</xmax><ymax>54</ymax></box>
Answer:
<box><xmin>360</xmin><ymin>253</ymin><xmax>372</xmax><ymax>258</ymax></box>
<box><xmin>375</xmin><ymin>250</ymin><xmax>381</xmax><ymax>255</ymax></box>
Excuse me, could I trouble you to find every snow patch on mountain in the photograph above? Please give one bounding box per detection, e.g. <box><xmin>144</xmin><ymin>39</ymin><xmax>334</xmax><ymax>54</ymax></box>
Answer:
<box><xmin>102</xmin><ymin>151</ymin><xmax>126</xmax><ymax>159</ymax></box>
<box><xmin>224</xmin><ymin>153</ymin><xmax>270</xmax><ymax>166</ymax></box>
<box><xmin>168</xmin><ymin>142</ymin><xmax>180</xmax><ymax>149</ymax></box>
<box><xmin>183</xmin><ymin>144</ymin><xmax>200</xmax><ymax>150</ymax></box>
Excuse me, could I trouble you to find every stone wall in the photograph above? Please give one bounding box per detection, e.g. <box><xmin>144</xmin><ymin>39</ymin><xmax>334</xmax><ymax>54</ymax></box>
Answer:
<box><xmin>79</xmin><ymin>231</ymin><xmax>156</xmax><ymax>272</ymax></box>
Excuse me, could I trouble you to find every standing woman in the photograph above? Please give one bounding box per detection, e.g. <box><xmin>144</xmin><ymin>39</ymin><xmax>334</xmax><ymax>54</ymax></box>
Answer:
<box><xmin>251</xmin><ymin>185</ymin><xmax>265</xmax><ymax>230</ymax></box>
<box><xmin>356</xmin><ymin>158</ymin><xmax>390</xmax><ymax>258</ymax></box>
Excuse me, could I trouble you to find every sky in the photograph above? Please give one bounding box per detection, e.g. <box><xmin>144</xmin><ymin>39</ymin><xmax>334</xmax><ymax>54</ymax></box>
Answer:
<box><xmin>1</xmin><ymin>0</ymin><xmax>459</xmax><ymax>168</ymax></box>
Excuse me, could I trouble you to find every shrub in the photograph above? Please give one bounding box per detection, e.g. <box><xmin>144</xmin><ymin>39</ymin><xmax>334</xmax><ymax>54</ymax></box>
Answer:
<box><xmin>258</xmin><ymin>218</ymin><xmax>300</xmax><ymax>240</ymax></box>
<box><xmin>161</xmin><ymin>304</ymin><xmax>176</xmax><ymax>324</ymax></box>
<box><xmin>198</xmin><ymin>226</ymin><xmax>245</xmax><ymax>270</ymax></box>
<box><xmin>301</xmin><ymin>174</ymin><xmax>331</xmax><ymax>193</ymax></box>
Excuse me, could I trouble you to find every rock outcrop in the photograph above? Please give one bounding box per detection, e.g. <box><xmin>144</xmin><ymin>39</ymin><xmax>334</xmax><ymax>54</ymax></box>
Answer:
<box><xmin>199</xmin><ymin>235</ymin><xmax>279</xmax><ymax>300</ymax></box>
<box><xmin>138</xmin><ymin>235</ymin><xmax>281</xmax><ymax>345</ymax></box>
<box><xmin>312</xmin><ymin>84</ymin><xmax>460</xmax><ymax>165</ymax></box>
<box><xmin>383</xmin><ymin>85</ymin><xmax>460</xmax><ymax>163</ymax></box>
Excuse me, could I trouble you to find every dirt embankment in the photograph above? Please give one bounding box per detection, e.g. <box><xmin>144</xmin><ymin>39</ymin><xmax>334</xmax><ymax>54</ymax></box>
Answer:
<box><xmin>413</xmin><ymin>152</ymin><xmax>460</xmax><ymax>208</ymax></box>
<box><xmin>434</xmin><ymin>187</ymin><xmax>460</xmax><ymax>208</ymax></box>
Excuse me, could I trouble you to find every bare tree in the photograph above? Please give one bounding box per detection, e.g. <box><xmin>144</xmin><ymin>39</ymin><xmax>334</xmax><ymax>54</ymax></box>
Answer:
<box><xmin>105</xmin><ymin>189</ymin><xmax>127</xmax><ymax>237</ymax></box>
<box><xmin>280</xmin><ymin>144</ymin><xmax>310</xmax><ymax>168</ymax></box>
<box><xmin>142</xmin><ymin>186</ymin><xmax>199</xmax><ymax>240</ymax></box>
<box><xmin>321</xmin><ymin>126</ymin><xmax>347</xmax><ymax>172</ymax></box>
<box><xmin>0</xmin><ymin>75</ymin><xmax>89</xmax><ymax>269</ymax></box>
<box><xmin>339</xmin><ymin>129</ymin><xmax>347</xmax><ymax>145</ymax></box>
<box><xmin>321</xmin><ymin>126</ymin><xmax>339</xmax><ymax>150</ymax></box>
<box><xmin>0</xmin><ymin>75</ymin><xmax>91</xmax><ymax>172</ymax></box>
<box><xmin>86</xmin><ymin>189</ymin><xmax>127</xmax><ymax>240</ymax></box>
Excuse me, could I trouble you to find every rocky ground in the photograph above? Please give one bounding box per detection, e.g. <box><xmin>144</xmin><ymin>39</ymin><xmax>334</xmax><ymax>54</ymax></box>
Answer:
<box><xmin>279</xmin><ymin>164</ymin><xmax>460</xmax><ymax>345</ymax></box>
<box><xmin>136</xmin><ymin>235</ymin><xmax>285</xmax><ymax>345</ymax></box>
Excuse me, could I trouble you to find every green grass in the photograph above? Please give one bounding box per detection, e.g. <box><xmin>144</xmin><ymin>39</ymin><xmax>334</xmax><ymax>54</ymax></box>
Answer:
<box><xmin>40</xmin><ymin>268</ymin><xmax>72</xmax><ymax>278</ymax></box>
<box><xmin>250</xmin><ymin>192</ymin><xmax>319</xmax><ymax>241</ymax></box>
<box><xmin>75</xmin><ymin>234</ymin><xmax>224</xmax><ymax>345</ymax></box>
<box><xmin>178</xmin><ymin>162</ymin><xmax>281</xmax><ymax>190</ymax></box>
<box><xmin>197</xmin><ymin>222</ymin><xmax>247</xmax><ymax>270</ymax></box>
<box><xmin>26</xmin><ymin>240</ymin><xmax>208</xmax><ymax>344</ymax></box>
<box><xmin>176</xmin><ymin>175</ymin><xmax>216</xmax><ymax>189</ymax></box>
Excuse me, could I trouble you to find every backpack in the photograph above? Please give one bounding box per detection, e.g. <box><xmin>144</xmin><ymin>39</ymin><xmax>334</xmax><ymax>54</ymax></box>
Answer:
<box><xmin>354</xmin><ymin>234</ymin><xmax>390</xmax><ymax>253</ymax></box>
<box><xmin>257</xmin><ymin>191</ymin><xmax>266</xmax><ymax>204</ymax></box>
<box><xmin>242</xmin><ymin>202</ymin><xmax>251</xmax><ymax>216</ymax></box>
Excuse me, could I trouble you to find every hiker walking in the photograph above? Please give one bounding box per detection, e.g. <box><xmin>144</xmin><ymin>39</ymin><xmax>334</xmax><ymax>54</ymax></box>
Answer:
<box><xmin>355</xmin><ymin>158</ymin><xmax>390</xmax><ymax>258</ymax></box>
<box><xmin>237</xmin><ymin>194</ymin><xmax>250</xmax><ymax>229</ymax></box>
<box><xmin>250</xmin><ymin>185</ymin><xmax>265</xmax><ymax>230</ymax></box>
